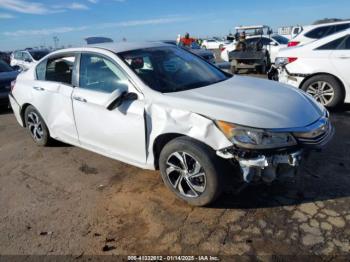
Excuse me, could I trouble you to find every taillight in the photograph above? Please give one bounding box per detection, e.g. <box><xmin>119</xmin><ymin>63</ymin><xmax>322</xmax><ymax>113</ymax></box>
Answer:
<box><xmin>220</xmin><ymin>47</ymin><xmax>226</xmax><ymax>52</ymax></box>
<box><xmin>288</xmin><ymin>57</ymin><xmax>298</xmax><ymax>63</ymax></box>
<box><xmin>10</xmin><ymin>80</ymin><xmax>16</xmax><ymax>92</ymax></box>
<box><xmin>287</xmin><ymin>41</ymin><xmax>300</xmax><ymax>47</ymax></box>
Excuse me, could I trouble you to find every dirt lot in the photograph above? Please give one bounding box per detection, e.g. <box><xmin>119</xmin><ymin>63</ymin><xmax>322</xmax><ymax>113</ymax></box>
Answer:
<box><xmin>1</xmin><ymin>89</ymin><xmax>350</xmax><ymax>258</ymax></box>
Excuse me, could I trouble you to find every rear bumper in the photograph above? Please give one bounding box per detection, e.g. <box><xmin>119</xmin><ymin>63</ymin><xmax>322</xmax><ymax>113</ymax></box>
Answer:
<box><xmin>9</xmin><ymin>93</ymin><xmax>24</xmax><ymax>127</ymax></box>
<box><xmin>278</xmin><ymin>68</ymin><xmax>304</xmax><ymax>88</ymax></box>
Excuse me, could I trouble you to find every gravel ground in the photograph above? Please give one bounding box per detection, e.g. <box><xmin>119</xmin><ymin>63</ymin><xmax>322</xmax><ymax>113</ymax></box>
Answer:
<box><xmin>0</xmin><ymin>82</ymin><xmax>350</xmax><ymax>258</ymax></box>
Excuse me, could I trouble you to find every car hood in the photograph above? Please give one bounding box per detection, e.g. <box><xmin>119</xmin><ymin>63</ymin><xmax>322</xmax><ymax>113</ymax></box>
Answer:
<box><xmin>164</xmin><ymin>76</ymin><xmax>324</xmax><ymax>129</ymax></box>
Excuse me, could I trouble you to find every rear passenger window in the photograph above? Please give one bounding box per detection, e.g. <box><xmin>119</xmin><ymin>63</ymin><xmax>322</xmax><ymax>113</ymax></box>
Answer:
<box><xmin>14</xmin><ymin>51</ymin><xmax>22</xmax><ymax>60</ymax></box>
<box><xmin>338</xmin><ymin>35</ymin><xmax>350</xmax><ymax>50</ymax></box>
<box><xmin>334</xmin><ymin>23</ymin><xmax>350</xmax><ymax>33</ymax></box>
<box><xmin>305</xmin><ymin>26</ymin><xmax>334</xmax><ymax>39</ymax></box>
<box><xmin>36</xmin><ymin>60</ymin><xmax>47</xmax><ymax>80</ymax></box>
<box><xmin>345</xmin><ymin>36</ymin><xmax>350</xmax><ymax>49</ymax></box>
<box><xmin>45</xmin><ymin>55</ymin><xmax>76</xmax><ymax>84</ymax></box>
<box><xmin>316</xmin><ymin>36</ymin><xmax>347</xmax><ymax>50</ymax></box>
<box><xmin>79</xmin><ymin>54</ymin><xmax>128</xmax><ymax>93</ymax></box>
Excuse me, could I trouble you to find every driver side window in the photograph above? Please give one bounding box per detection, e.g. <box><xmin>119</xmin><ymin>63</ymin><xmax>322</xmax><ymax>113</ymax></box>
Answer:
<box><xmin>79</xmin><ymin>53</ymin><xmax>128</xmax><ymax>93</ymax></box>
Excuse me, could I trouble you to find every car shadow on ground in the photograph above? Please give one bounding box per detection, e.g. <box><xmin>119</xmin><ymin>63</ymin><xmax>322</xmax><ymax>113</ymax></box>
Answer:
<box><xmin>0</xmin><ymin>107</ymin><xmax>12</xmax><ymax>115</ymax></box>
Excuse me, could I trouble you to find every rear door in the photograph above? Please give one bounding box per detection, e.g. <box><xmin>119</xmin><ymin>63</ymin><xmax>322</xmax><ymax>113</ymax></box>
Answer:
<box><xmin>32</xmin><ymin>53</ymin><xmax>79</xmax><ymax>144</ymax></box>
<box><xmin>72</xmin><ymin>52</ymin><xmax>146</xmax><ymax>165</ymax></box>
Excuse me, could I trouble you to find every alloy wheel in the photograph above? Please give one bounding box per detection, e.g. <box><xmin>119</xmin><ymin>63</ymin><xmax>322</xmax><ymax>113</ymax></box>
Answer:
<box><xmin>165</xmin><ymin>151</ymin><xmax>206</xmax><ymax>198</ymax></box>
<box><xmin>27</xmin><ymin>111</ymin><xmax>44</xmax><ymax>141</ymax></box>
<box><xmin>306</xmin><ymin>81</ymin><xmax>335</xmax><ymax>106</ymax></box>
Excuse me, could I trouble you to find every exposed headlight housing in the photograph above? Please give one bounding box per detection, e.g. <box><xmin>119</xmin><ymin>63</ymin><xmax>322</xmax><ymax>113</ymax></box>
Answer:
<box><xmin>275</xmin><ymin>57</ymin><xmax>298</xmax><ymax>67</ymax></box>
<box><xmin>216</xmin><ymin>121</ymin><xmax>297</xmax><ymax>149</ymax></box>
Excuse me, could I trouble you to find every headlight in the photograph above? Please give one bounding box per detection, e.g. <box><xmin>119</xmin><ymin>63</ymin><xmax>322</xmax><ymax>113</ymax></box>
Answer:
<box><xmin>216</xmin><ymin>121</ymin><xmax>297</xmax><ymax>149</ymax></box>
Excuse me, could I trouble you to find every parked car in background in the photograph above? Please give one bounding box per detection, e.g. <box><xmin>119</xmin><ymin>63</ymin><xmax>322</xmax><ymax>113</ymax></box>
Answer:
<box><xmin>287</xmin><ymin>20</ymin><xmax>350</xmax><ymax>47</ymax></box>
<box><xmin>10</xmin><ymin>49</ymin><xmax>50</xmax><ymax>70</ymax></box>
<box><xmin>221</xmin><ymin>34</ymin><xmax>289</xmax><ymax>64</ymax></box>
<box><xmin>278</xmin><ymin>25</ymin><xmax>303</xmax><ymax>40</ymax></box>
<box><xmin>9</xmin><ymin>42</ymin><xmax>333</xmax><ymax>206</ymax></box>
<box><xmin>159</xmin><ymin>40</ymin><xmax>231</xmax><ymax>72</ymax></box>
<box><xmin>0</xmin><ymin>60</ymin><xmax>19</xmax><ymax>108</ymax></box>
<box><xmin>201</xmin><ymin>38</ymin><xmax>227</xmax><ymax>50</ymax></box>
<box><xmin>0</xmin><ymin>52</ymin><xmax>11</xmax><ymax>65</ymax></box>
<box><xmin>276</xmin><ymin>28</ymin><xmax>350</xmax><ymax>108</ymax></box>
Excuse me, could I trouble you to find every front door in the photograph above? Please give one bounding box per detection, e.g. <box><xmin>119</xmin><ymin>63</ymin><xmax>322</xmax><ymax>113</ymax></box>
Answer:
<box><xmin>72</xmin><ymin>53</ymin><xmax>146</xmax><ymax>165</ymax></box>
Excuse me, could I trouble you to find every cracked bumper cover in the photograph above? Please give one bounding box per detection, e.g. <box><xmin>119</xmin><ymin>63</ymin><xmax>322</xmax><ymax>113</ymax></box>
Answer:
<box><xmin>216</xmin><ymin>117</ymin><xmax>334</xmax><ymax>183</ymax></box>
<box><xmin>217</xmin><ymin>149</ymin><xmax>303</xmax><ymax>183</ymax></box>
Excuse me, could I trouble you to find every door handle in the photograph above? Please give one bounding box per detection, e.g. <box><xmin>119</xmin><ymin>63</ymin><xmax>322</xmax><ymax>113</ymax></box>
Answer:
<box><xmin>33</xmin><ymin>86</ymin><xmax>45</xmax><ymax>91</ymax></box>
<box><xmin>73</xmin><ymin>96</ymin><xmax>87</xmax><ymax>103</ymax></box>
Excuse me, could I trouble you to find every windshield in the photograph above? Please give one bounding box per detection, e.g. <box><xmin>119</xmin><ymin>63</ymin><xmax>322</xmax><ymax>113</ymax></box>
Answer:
<box><xmin>0</xmin><ymin>60</ymin><xmax>13</xmax><ymax>73</ymax></box>
<box><xmin>272</xmin><ymin>35</ymin><xmax>289</xmax><ymax>44</ymax></box>
<box><xmin>29</xmin><ymin>50</ymin><xmax>49</xmax><ymax>61</ymax></box>
<box><xmin>119</xmin><ymin>46</ymin><xmax>230</xmax><ymax>93</ymax></box>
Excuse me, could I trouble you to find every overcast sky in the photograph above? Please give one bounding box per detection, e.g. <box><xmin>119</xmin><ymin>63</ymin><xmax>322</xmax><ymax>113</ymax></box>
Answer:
<box><xmin>0</xmin><ymin>0</ymin><xmax>349</xmax><ymax>50</ymax></box>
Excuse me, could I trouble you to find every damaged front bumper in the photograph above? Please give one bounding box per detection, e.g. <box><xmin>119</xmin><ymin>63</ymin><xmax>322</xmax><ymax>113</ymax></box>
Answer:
<box><xmin>217</xmin><ymin>148</ymin><xmax>303</xmax><ymax>183</ymax></box>
<box><xmin>216</xmin><ymin>115</ymin><xmax>334</xmax><ymax>183</ymax></box>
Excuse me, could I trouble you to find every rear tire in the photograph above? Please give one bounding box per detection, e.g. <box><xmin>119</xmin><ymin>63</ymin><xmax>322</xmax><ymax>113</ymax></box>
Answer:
<box><xmin>24</xmin><ymin>105</ymin><xmax>51</xmax><ymax>146</ymax></box>
<box><xmin>301</xmin><ymin>75</ymin><xmax>344</xmax><ymax>108</ymax></box>
<box><xmin>159</xmin><ymin>137</ymin><xmax>223</xmax><ymax>206</ymax></box>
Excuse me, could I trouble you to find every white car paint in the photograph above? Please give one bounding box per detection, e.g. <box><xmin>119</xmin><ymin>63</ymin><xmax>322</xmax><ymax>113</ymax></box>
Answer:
<box><xmin>9</xmin><ymin>42</ymin><xmax>333</xmax><ymax>204</ymax></box>
<box><xmin>220</xmin><ymin>35</ymin><xmax>288</xmax><ymax>63</ymax></box>
<box><xmin>10</xmin><ymin>50</ymin><xmax>49</xmax><ymax>70</ymax></box>
<box><xmin>201</xmin><ymin>39</ymin><xmax>226</xmax><ymax>50</ymax></box>
<box><xmin>288</xmin><ymin>20</ymin><xmax>350</xmax><ymax>47</ymax></box>
<box><xmin>277</xmin><ymin>29</ymin><xmax>350</xmax><ymax>104</ymax></box>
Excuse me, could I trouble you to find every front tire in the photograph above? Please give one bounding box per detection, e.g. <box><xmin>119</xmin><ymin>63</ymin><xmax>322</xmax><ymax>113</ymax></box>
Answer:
<box><xmin>301</xmin><ymin>75</ymin><xmax>344</xmax><ymax>108</ymax></box>
<box><xmin>24</xmin><ymin>105</ymin><xmax>51</xmax><ymax>146</ymax></box>
<box><xmin>159</xmin><ymin>137</ymin><xmax>223</xmax><ymax>206</ymax></box>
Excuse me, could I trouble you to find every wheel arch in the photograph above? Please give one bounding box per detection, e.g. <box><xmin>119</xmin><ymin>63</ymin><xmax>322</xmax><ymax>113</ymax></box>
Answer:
<box><xmin>152</xmin><ymin>133</ymin><xmax>184</xmax><ymax>170</ymax></box>
<box><xmin>152</xmin><ymin>133</ymin><xmax>219</xmax><ymax>170</ymax></box>
<box><xmin>299</xmin><ymin>72</ymin><xmax>346</xmax><ymax>96</ymax></box>
<box><xmin>20</xmin><ymin>103</ymin><xmax>32</xmax><ymax>127</ymax></box>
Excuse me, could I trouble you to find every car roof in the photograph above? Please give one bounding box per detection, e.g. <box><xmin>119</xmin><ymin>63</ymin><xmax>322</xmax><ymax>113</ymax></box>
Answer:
<box><xmin>89</xmin><ymin>41</ymin><xmax>170</xmax><ymax>53</ymax></box>
<box><xmin>280</xmin><ymin>28</ymin><xmax>350</xmax><ymax>53</ymax></box>
<box><xmin>306</xmin><ymin>20</ymin><xmax>350</xmax><ymax>29</ymax></box>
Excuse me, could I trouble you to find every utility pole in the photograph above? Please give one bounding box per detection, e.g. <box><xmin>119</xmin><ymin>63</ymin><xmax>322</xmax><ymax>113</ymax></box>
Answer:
<box><xmin>53</xmin><ymin>36</ymin><xmax>59</xmax><ymax>50</ymax></box>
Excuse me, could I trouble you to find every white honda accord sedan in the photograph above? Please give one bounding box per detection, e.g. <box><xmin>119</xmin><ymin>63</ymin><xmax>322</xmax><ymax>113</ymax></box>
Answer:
<box><xmin>9</xmin><ymin>42</ymin><xmax>334</xmax><ymax>206</ymax></box>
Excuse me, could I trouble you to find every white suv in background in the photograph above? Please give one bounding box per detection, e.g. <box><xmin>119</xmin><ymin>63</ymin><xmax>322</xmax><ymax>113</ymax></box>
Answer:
<box><xmin>277</xmin><ymin>29</ymin><xmax>350</xmax><ymax>108</ymax></box>
<box><xmin>288</xmin><ymin>20</ymin><xmax>350</xmax><ymax>47</ymax></box>
<box><xmin>11</xmin><ymin>49</ymin><xmax>49</xmax><ymax>70</ymax></box>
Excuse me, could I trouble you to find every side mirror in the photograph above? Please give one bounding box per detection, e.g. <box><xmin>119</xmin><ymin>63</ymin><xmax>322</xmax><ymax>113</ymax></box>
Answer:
<box><xmin>106</xmin><ymin>89</ymin><xmax>138</xmax><ymax>111</ymax></box>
